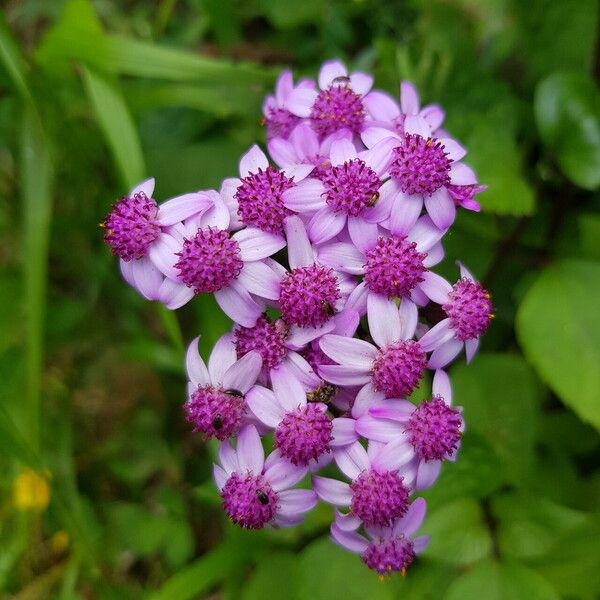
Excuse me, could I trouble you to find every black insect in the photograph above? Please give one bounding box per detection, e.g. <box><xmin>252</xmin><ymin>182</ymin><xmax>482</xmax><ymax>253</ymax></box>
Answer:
<box><xmin>225</xmin><ymin>389</ymin><xmax>244</xmax><ymax>398</ymax></box>
<box><xmin>212</xmin><ymin>414</ymin><xmax>223</xmax><ymax>430</ymax></box>
<box><xmin>321</xmin><ymin>301</ymin><xmax>336</xmax><ymax>317</ymax></box>
<box><xmin>332</xmin><ymin>75</ymin><xmax>351</xmax><ymax>85</ymax></box>
<box><xmin>256</xmin><ymin>489</ymin><xmax>269</xmax><ymax>505</ymax></box>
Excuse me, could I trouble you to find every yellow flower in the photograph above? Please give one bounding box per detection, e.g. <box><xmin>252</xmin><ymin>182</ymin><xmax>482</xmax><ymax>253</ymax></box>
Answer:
<box><xmin>12</xmin><ymin>467</ymin><xmax>51</xmax><ymax>511</ymax></box>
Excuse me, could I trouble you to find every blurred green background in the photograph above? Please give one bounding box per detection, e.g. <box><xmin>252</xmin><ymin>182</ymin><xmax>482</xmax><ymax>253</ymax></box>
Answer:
<box><xmin>1</xmin><ymin>0</ymin><xmax>600</xmax><ymax>598</ymax></box>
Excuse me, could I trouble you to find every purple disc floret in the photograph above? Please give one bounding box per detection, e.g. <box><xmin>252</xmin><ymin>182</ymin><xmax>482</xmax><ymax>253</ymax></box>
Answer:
<box><xmin>322</xmin><ymin>158</ymin><xmax>381</xmax><ymax>217</ymax></box>
<box><xmin>310</xmin><ymin>83</ymin><xmax>366</xmax><ymax>138</ymax></box>
<box><xmin>221</xmin><ymin>472</ymin><xmax>279</xmax><ymax>529</ymax></box>
<box><xmin>390</xmin><ymin>134</ymin><xmax>451</xmax><ymax>196</ymax></box>
<box><xmin>103</xmin><ymin>192</ymin><xmax>160</xmax><ymax>261</ymax></box>
<box><xmin>184</xmin><ymin>386</ymin><xmax>245</xmax><ymax>441</ymax></box>
<box><xmin>275</xmin><ymin>403</ymin><xmax>333</xmax><ymax>466</ymax></box>
<box><xmin>407</xmin><ymin>396</ymin><xmax>463</xmax><ymax>461</ymax></box>
<box><xmin>364</xmin><ymin>236</ymin><xmax>427</xmax><ymax>299</ymax></box>
<box><xmin>350</xmin><ymin>468</ymin><xmax>410</xmax><ymax>527</ymax></box>
<box><xmin>174</xmin><ymin>227</ymin><xmax>243</xmax><ymax>293</ymax></box>
<box><xmin>372</xmin><ymin>340</ymin><xmax>427</xmax><ymax>398</ymax></box>
<box><xmin>235</xmin><ymin>315</ymin><xmax>288</xmax><ymax>371</ymax></box>
<box><xmin>279</xmin><ymin>264</ymin><xmax>341</xmax><ymax>327</ymax></box>
<box><xmin>443</xmin><ymin>278</ymin><xmax>493</xmax><ymax>341</ymax></box>
<box><xmin>235</xmin><ymin>166</ymin><xmax>295</xmax><ymax>234</ymax></box>
<box><xmin>363</xmin><ymin>536</ymin><xmax>415</xmax><ymax>576</ymax></box>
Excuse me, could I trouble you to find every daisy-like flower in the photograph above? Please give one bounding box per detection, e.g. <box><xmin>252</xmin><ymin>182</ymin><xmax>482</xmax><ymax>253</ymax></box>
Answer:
<box><xmin>419</xmin><ymin>262</ymin><xmax>494</xmax><ymax>367</ymax></box>
<box><xmin>362</xmin><ymin>81</ymin><xmax>445</xmax><ymax>146</ymax></box>
<box><xmin>268</xmin><ymin>122</ymin><xmax>351</xmax><ymax>178</ymax></box>
<box><xmin>184</xmin><ymin>335</ymin><xmax>262</xmax><ymax>440</ymax></box>
<box><xmin>104</xmin><ymin>178</ymin><xmax>230</xmax><ymax>309</ymax></box>
<box><xmin>312</xmin><ymin>439</ymin><xmax>415</xmax><ymax>527</ymax></box>
<box><xmin>234</xmin><ymin>306</ymin><xmax>359</xmax><ymax>387</ymax></box>
<box><xmin>281</xmin><ymin>137</ymin><xmax>398</xmax><ymax>246</ymax></box>
<box><xmin>246</xmin><ymin>364</ymin><xmax>357</xmax><ymax>468</ymax></box>
<box><xmin>214</xmin><ymin>425</ymin><xmax>317</xmax><ymax>529</ymax></box>
<box><xmin>361</xmin><ymin>104</ymin><xmax>484</xmax><ymax>232</ymax></box>
<box><xmin>231</xmin><ymin>145</ymin><xmax>314</xmax><ymax>235</ymax></box>
<box><xmin>330</xmin><ymin>497</ymin><xmax>429</xmax><ymax>576</ymax></box>
<box><xmin>285</xmin><ymin>60</ymin><xmax>374</xmax><ymax>138</ymax></box>
<box><xmin>319</xmin><ymin>294</ymin><xmax>430</xmax><ymax>399</ymax></box>
<box><xmin>165</xmin><ymin>225</ymin><xmax>284</xmax><ymax>325</ymax></box>
<box><xmin>270</xmin><ymin>216</ymin><xmax>357</xmax><ymax>329</ymax></box>
<box><xmin>262</xmin><ymin>70</ymin><xmax>315</xmax><ymax>140</ymax></box>
<box><xmin>317</xmin><ymin>215</ymin><xmax>447</xmax><ymax>309</ymax></box>
<box><xmin>356</xmin><ymin>370</ymin><xmax>464</xmax><ymax>490</ymax></box>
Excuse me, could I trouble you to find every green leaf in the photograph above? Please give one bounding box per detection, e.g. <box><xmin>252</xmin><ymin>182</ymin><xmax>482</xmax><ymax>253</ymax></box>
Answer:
<box><xmin>578</xmin><ymin>212</ymin><xmax>600</xmax><ymax>260</ymax></box>
<box><xmin>21</xmin><ymin>107</ymin><xmax>54</xmax><ymax>453</ymax></box>
<box><xmin>491</xmin><ymin>492</ymin><xmax>589</xmax><ymax>560</ymax></box>
<box><xmin>36</xmin><ymin>0</ymin><xmax>272</xmax><ymax>84</ymax></box>
<box><xmin>297</xmin><ymin>537</ymin><xmax>394</xmax><ymax>600</ymax></box>
<box><xmin>82</xmin><ymin>67</ymin><xmax>145</xmax><ymax>189</ymax></box>
<box><xmin>459</xmin><ymin>117</ymin><xmax>535</xmax><ymax>216</ymax></box>
<box><xmin>535</xmin><ymin>72</ymin><xmax>600</xmax><ymax>190</ymax></box>
<box><xmin>512</xmin><ymin>0</ymin><xmax>598</xmax><ymax>83</ymax></box>
<box><xmin>241</xmin><ymin>552</ymin><xmax>299</xmax><ymax>600</ymax></box>
<box><xmin>516</xmin><ymin>260</ymin><xmax>600</xmax><ymax>431</ymax></box>
<box><xmin>451</xmin><ymin>353</ymin><xmax>540</xmax><ymax>484</ymax></box>
<box><xmin>0</xmin><ymin>12</ymin><xmax>33</xmax><ymax>103</ymax></box>
<box><xmin>532</xmin><ymin>515</ymin><xmax>600</xmax><ymax>597</ymax></box>
<box><xmin>150</xmin><ymin>529</ymin><xmax>267</xmax><ymax>600</ymax></box>
<box><xmin>420</xmin><ymin>497</ymin><xmax>492</xmax><ymax>566</ymax></box>
<box><xmin>444</xmin><ymin>560</ymin><xmax>560</xmax><ymax>600</ymax></box>
<box><xmin>421</xmin><ymin>432</ymin><xmax>504</xmax><ymax>509</ymax></box>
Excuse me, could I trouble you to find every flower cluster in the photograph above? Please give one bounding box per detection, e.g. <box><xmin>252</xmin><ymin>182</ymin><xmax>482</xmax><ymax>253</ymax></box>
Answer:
<box><xmin>102</xmin><ymin>60</ymin><xmax>492</xmax><ymax>577</ymax></box>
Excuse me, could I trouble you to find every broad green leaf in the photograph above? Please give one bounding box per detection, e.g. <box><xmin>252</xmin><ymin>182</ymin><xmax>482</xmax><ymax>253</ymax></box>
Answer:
<box><xmin>82</xmin><ymin>67</ymin><xmax>145</xmax><ymax>189</ymax></box>
<box><xmin>451</xmin><ymin>353</ymin><xmax>540</xmax><ymax>484</ymax></box>
<box><xmin>578</xmin><ymin>212</ymin><xmax>600</xmax><ymax>260</ymax></box>
<box><xmin>297</xmin><ymin>538</ymin><xmax>394</xmax><ymax>600</ymax></box>
<box><xmin>491</xmin><ymin>492</ymin><xmax>588</xmax><ymax>560</ymax></box>
<box><xmin>392</xmin><ymin>559</ymin><xmax>457</xmax><ymax>599</ymax></box>
<box><xmin>445</xmin><ymin>560</ymin><xmax>560</xmax><ymax>600</ymax></box>
<box><xmin>535</xmin><ymin>73</ymin><xmax>600</xmax><ymax>190</ymax></box>
<box><xmin>516</xmin><ymin>260</ymin><xmax>600</xmax><ymax>431</ymax></box>
<box><xmin>420</xmin><ymin>497</ymin><xmax>492</xmax><ymax>566</ymax></box>
<box><xmin>532</xmin><ymin>515</ymin><xmax>600</xmax><ymax>598</ymax></box>
<box><xmin>150</xmin><ymin>528</ymin><xmax>268</xmax><ymax>600</ymax></box>
<box><xmin>241</xmin><ymin>552</ymin><xmax>299</xmax><ymax>600</ymax></box>
<box><xmin>460</xmin><ymin>118</ymin><xmax>535</xmax><ymax>215</ymax></box>
<box><xmin>21</xmin><ymin>107</ymin><xmax>54</xmax><ymax>453</ymax></box>
<box><xmin>512</xmin><ymin>0</ymin><xmax>597</xmax><ymax>83</ymax></box>
<box><xmin>421</xmin><ymin>432</ymin><xmax>503</xmax><ymax>509</ymax></box>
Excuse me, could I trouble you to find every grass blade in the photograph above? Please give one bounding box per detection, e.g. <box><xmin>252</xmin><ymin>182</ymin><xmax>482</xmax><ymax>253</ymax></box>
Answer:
<box><xmin>21</xmin><ymin>107</ymin><xmax>54</xmax><ymax>453</ymax></box>
<box><xmin>82</xmin><ymin>67</ymin><xmax>145</xmax><ymax>188</ymax></box>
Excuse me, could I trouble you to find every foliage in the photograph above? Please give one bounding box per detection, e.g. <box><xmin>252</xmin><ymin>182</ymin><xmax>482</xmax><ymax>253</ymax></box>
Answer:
<box><xmin>0</xmin><ymin>0</ymin><xmax>599</xmax><ymax>598</ymax></box>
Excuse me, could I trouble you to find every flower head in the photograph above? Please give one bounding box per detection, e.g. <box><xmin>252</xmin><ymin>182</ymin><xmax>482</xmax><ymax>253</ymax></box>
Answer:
<box><xmin>419</xmin><ymin>262</ymin><xmax>494</xmax><ymax>367</ymax></box>
<box><xmin>312</xmin><ymin>439</ymin><xmax>415</xmax><ymax>527</ymax></box>
<box><xmin>246</xmin><ymin>365</ymin><xmax>357</xmax><ymax>467</ymax></box>
<box><xmin>330</xmin><ymin>497</ymin><xmax>429</xmax><ymax>576</ymax></box>
<box><xmin>214</xmin><ymin>425</ymin><xmax>317</xmax><ymax>528</ymax></box>
<box><xmin>184</xmin><ymin>335</ymin><xmax>262</xmax><ymax>440</ymax></box>
<box><xmin>285</xmin><ymin>60</ymin><xmax>374</xmax><ymax>138</ymax></box>
<box><xmin>318</xmin><ymin>294</ymin><xmax>429</xmax><ymax>399</ymax></box>
<box><xmin>262</xmin><ymin>70</ymin><xmax>314</xmax><ymax>140</ymax></box>
<box><xmin>356</xmin><ymin>370</ymin><xmax>464</xmax><ymax>490</ymax></box>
